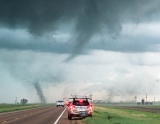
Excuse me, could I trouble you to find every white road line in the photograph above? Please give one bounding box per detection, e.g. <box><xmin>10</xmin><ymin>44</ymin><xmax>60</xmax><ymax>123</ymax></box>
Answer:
<box><xmin>54</xmin><ymin>107</ymin><xmax>67</xmax><ymax>124</ymax></box>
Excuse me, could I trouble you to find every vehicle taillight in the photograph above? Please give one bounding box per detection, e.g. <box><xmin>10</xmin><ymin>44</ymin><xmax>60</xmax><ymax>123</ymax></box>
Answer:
<box><xmin>70</xmin><ymin>104</ymin><xmax>75</xmax><ymax>110</ymax></box>
<box><xmin>88</xmin><ymin>104</ymin><xmax>92</xmax><ymax>110</ymax></box>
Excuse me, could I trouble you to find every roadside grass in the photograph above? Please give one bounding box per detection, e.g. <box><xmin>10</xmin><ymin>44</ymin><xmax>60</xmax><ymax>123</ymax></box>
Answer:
<box><xmin>0</xmin><ymin>104</ymin><xmax>54</xmax><ymax>113</ymax></box>
<box><xmin>83</xmin><ymin>106</ymin><xmax>160</xmax><ymax>124</ymax></box>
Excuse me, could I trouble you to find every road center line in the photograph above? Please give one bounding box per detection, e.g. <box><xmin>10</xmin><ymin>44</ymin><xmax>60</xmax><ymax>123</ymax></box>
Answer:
<box><xmin>53</xmin><ymin>107</ymin><xmax>67</xmax><ymax>124</ymax></box>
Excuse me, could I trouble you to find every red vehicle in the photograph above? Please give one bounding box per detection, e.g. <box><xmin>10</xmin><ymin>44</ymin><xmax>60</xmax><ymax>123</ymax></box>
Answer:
<box><xmin>68</xmin><ymin>98</ymin><xmax>92</xmax><ymax>120</ymax></box>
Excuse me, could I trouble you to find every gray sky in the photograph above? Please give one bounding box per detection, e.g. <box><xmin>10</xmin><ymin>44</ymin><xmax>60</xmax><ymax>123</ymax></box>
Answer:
<box><xmin>1</xmin><ymin>0</ymin><xmax>160</xmax><ymax>103</ymax></box>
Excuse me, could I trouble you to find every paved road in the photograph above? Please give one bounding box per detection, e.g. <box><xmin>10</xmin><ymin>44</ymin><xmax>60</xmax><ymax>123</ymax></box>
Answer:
<box><xmin>58</xmin><ymin>108</ymin><xmax>83</xmax><ymax>124</ymax></box>
<box><xmin>0</xmin><ymin>106</ymin><xmax>83</xmax><ymax>124</ymax></box>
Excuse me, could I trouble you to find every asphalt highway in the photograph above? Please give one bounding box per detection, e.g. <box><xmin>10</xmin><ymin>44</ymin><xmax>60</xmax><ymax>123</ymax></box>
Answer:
<box><xmin>0</xmin><ymin>106</ymin><xmax>83</xmax><ymax>124</ymax></box>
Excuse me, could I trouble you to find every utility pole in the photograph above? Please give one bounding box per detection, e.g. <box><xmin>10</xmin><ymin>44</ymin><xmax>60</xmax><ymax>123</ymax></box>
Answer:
<box><xmin>41</xmin><ymin>95</ymin><xmax>42</xmax><ymax>104</ymax></box>
<box><xmin>90</xmin><ymin>94</ymin><xmax>92</xmax><ymax>99</ymax></box>
<box><xmin>145</xmin><ymin>94</ymin><xmax>147</xmax><ymax>103</ymax></box>
<box><xmin>154</xmin><ymin>97</ymin><xmax>155</xmax><ymax>105</ymax></box>
<box><xmin>15</xmin><ymin>97</ymin><xmax>17</xmax><ymax>104</ymax></box>
<box><xmin>90</xmin><ymin>94</ymin><xmax>92</xmax><ymax>103</ymax></box>
<box><xmin>135</xmin><ymin>96</ymin><xmax>137</xmax><ymax>103</ymax></box>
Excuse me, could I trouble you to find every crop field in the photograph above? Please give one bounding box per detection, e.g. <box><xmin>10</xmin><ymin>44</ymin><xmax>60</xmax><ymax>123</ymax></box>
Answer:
<box><xmin>0</xmin><ymin>104</ymin><xmax>51</xmax><ymax>113</ymax></box>
<box><xmin>83</xmin><ymin>105</ymin><xmax>160</xmax><ymax>124</ymax></box>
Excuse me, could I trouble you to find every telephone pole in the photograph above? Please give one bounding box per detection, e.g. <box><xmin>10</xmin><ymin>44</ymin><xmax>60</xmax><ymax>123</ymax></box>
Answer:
<box><xmin>15</xmin><ymin>97</ymin><xmax>17</xmax><ymax>104</ymax></box>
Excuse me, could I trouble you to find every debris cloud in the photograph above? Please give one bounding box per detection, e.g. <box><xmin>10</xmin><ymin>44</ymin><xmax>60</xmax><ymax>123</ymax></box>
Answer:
<box><xmin>34</xmin><ymin>82</ymin><xmax>46</xmax><ymax>104</ymax></box>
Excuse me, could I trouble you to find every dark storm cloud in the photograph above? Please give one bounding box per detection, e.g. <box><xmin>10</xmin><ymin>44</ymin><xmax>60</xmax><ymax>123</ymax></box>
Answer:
<box><xmin>86</xmin><ymin>36</ymin><xmax>160</xmax><ymax>53</ymax></box>
<box><xmin>0</xmin><ymin>0</ymin><xmax>160</xmax><ymax>56</ymax></box>
<box><xmin>0</xmin><ymin>0</ymin><xmax>84</xmax><ymax>35</ymax></box>
<box><xmin>0</xmin><ymin>37</ymin><xmax>72</xmax><ymax>54</ymax></box>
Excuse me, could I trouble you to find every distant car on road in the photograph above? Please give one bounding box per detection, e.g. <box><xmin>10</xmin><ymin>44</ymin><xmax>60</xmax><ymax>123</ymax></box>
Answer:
<box><xmin>68</xmin><ymin>98</ymin><xmax>92</xmax><ymax>120</ymax></box>
<box><xmin>56</xmin><ymin>101</ymin><xmax>64</xmax><ymax>107</ymax></box>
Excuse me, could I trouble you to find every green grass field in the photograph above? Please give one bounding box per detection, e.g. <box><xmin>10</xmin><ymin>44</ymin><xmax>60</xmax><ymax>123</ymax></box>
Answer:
<box><xmin>83</xmin><ymin>106</ymin><xmax>160</xmax><ymax>124</ymax></box>
<box><xmin>0</xmin><ymin>104</ymin><xmax>53</xmax><ymax>113</ymax></box>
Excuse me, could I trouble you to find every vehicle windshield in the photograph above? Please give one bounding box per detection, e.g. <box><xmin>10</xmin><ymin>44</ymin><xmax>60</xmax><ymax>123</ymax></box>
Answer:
<box><xmin>73</xmin><ymin>101</ymin><xmax>89</xmax><ymax>106</ymax></box>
